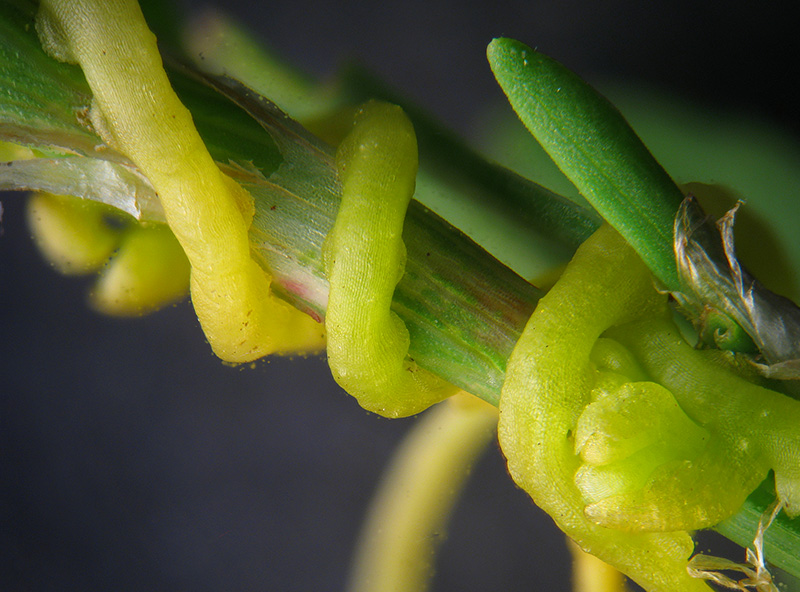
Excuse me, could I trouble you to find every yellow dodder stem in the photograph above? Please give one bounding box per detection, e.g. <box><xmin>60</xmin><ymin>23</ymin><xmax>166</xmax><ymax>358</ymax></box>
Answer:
<box><xmin>325</xmin><ymin>101</ymin><xmax>455</xmax><ymax>417</ymax></box>
<box><xmin>347</xmin><ymin>394</ymin><xmax>498</xmax><ymax>592</ymax></box>
<box><xmin>36</xmin><ymin>0</ymin><xmax>324</xmax><ymax>361</ymax></box>
<box><xmin>568</xmin><ymin>539</ymin><xmax>628</xmax><ymax>592</ymax></box>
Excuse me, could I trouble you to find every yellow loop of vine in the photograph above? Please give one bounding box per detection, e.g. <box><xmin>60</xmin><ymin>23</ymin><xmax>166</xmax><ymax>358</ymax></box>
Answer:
<box><xmin>324</xmin><ymin>101</ymin><xmax>456</xmax><ymax>417</ymax></box>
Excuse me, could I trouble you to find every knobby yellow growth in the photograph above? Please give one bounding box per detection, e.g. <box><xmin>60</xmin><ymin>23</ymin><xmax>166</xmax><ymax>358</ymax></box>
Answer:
<box><xmin>499</xmin><ymin>225</ymin><xmax>710</xmax><ymax>592</ymax></box>
<box><xmin>28</xmin><ymin>191</ymin><xmax>192</xmax><ymax>315</ymax></box>
<box><xmin>500</xmin><ymin>223</ymin><xmax>800</xmax><ymax>591</ymax></box>
<box><xmin>27</xmin><ymin>191</ymin><xmax>123</xmax><ymax>275</ymax></box>
<box><xmin>324</xmin><ymin>101</ymin><xmax>456</xmax><ymax>417</ymax></box>
<box><xmin>607</xmin><ymin>318</ymin><xmax>800</xmax><ymax>520</ymax></box>
<box><xmin>36</xmin><ymin>0</ymin><xmax>324</xmax><ymax>361</ymax></box>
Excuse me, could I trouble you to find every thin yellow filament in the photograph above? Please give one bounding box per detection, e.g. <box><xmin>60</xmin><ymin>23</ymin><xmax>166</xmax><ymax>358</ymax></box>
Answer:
<box><xmin>568</xmin><ymin>539</ymin><xmax>628</xmax><ymax>592</ymax></box>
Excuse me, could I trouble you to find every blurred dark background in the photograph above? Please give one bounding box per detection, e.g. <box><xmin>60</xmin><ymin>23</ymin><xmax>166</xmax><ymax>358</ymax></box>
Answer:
<box><xmin>2</xmin><ymin>1</ymin><xmax>798</xmax><ymax>591</ymax></box>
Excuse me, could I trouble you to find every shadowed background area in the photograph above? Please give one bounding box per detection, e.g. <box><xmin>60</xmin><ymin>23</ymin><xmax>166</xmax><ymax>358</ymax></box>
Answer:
<box><xmin>1</xmin><ymin>1</ymin><xmax>799</xmax><ymax>590</ymax></box>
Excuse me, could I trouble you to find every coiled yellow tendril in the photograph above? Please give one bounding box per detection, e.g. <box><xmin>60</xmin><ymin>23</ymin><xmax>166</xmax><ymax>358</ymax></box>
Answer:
<box><xmin>500</xmin><ymin>222</ymin><xmax>800</xmax><ymax>590</ymax></box>
<box><xmin>36</xmin><ymin>0</ymin><xmax>324</xmax><ymax>361</ymax></box>
<box><xmin>324</xmin><ymin>101</ymin><xmax>456</xmax><ymax>417</ymax></box>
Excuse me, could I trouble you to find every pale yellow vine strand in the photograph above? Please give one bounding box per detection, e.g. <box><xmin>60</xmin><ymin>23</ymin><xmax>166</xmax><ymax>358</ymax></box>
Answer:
<box><xmin>347</xmin><ymin>394</ymin><xmax>498</xmax><ymax>592</ymax></box>
<box><xmin>36</xmin><ymin>0</ymin><xmax>324</xmax><ymax>361</ymax></box>
<box><xmin>568</xmin><ymin>539</ymin><xmax>628</xmax><ymax>592</ymax></box>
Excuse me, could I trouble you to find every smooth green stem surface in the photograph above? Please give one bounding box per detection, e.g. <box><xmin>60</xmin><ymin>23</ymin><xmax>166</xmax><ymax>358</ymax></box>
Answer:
<box><xmin>336</xmin><ymin>64</ymin><xmax>601</xmax><ymax>257</ymax></box>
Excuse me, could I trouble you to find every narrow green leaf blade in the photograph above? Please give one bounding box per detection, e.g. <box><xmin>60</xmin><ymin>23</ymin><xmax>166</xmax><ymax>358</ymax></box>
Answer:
<box><xmin>487</xmin><ymin>37</ymin><xmax>684</xmax><ymax>289</ymax></box>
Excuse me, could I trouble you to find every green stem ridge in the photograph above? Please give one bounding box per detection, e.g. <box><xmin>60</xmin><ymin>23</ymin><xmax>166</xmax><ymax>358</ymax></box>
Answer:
<box><xmin>717</xmin><ymin>480</ymin><xmax>800</xmax><ymax>579</ymax></box>
<box><xmin>1</xmin><ymin>6</ymin><xmax>541</xmax><ymax>399</ymax></box>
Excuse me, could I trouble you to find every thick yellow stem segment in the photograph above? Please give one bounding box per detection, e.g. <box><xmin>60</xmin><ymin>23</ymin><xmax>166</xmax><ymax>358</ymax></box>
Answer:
<box><xmin>36</xmin><ymin>0</ymin><xmax>324</xmax><ymax>361</ymax></box>
<box><xmin>325</xmin><ymin>101</ymin><xmax>455</xmax><ymax>417</ymax></box>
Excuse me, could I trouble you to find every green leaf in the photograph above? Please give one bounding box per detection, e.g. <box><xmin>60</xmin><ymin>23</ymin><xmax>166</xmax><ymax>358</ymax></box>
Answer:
<box><xmin>0</xmin><ymin>0</ymin><xmax>99</xmax><ymax>155</ymax></box>
<box><xmin>487</xmin><ymin>37</ymin><xmax>685</xmax><ymax>289</ymax></box>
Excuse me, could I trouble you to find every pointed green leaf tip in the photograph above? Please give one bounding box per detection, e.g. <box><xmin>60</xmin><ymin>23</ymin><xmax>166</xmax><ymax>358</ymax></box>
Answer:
<box><xmin>487</xmin><ymin>37</ymin><xmax>684</xmax><ymax>290</ymax></box>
